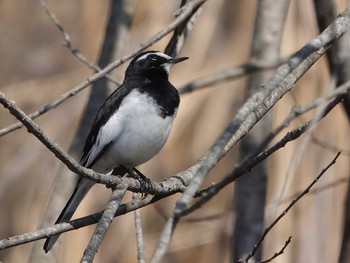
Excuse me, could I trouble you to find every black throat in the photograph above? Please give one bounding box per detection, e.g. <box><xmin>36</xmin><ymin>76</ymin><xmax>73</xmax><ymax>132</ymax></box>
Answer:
<box><xmin>126</xmin><ymin>73</ymin><xmax>180</xmax><ymax>118</ymax></box>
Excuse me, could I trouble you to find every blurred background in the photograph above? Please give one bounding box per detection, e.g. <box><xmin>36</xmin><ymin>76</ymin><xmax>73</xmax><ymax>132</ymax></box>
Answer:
<box><xmin>0</xmin><ymin>0</ymin><xmax>349</xmax><ymax>262</ymax></box>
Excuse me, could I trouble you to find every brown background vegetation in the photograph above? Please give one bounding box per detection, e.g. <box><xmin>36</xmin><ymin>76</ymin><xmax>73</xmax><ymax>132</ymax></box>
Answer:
<box><xmin>0</xmin><ymin>0</ymin><xmax>349</xmax><ymax>262</ymax></box>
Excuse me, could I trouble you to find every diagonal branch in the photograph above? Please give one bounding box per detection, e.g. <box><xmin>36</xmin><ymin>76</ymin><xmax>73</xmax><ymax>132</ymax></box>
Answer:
<box><xmin>36</xmin><ymin>0</ymin><xmax>120</xmax><ymax>85</ymax></box>
<box><xmin>258</xmin><ymin>236</ymin><xmax>292</xmax><ymax>263</ymax></box>
<box><xmin>178</xmin><ymin>58</ymin><xmax>285</xmax><ymax>95</ymax></box>
<box><xmin>81</xmin><ymin>187</ymin><xmax>127</xmax><ymax>263</ymax></box>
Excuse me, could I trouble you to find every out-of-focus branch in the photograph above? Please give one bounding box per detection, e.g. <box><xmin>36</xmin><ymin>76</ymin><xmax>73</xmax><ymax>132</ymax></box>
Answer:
<box><xmin>178</xmin><ymin>59</ymin><xmax>285</xmax><ymax>95</ymax></box>
<box><xmin>311</xmin><ymin>136</ymin><xmax>350</xmax><ymax>156</ymax></box>
<box><xmin>36</xmin><ymin>0</ymin><xmax>120</xmax><ymax>85</ymax></box>
<box><xmin>312</xmin><ymin>2</ymin><xmax>350</xmax><ymax>262</ymax></box>
<box><xmin>176</xmin><ymin>96</ymin><xmax>343</xmax><ymax>216</ymax></box>
<box><xmin>0</xmin><ymin>0</ymin><xmax>206</xmax><ymax>138</ymax></box>
<box><xmin>313</xmin><ymin>0</ymin><xmax>350</xmax><ymax>119</ymax></box>
<box><xmin>241</xmin><ymin>152</ymin><xmax>341</xmax><ymax>263</ymax></box>
<box><xmin>233</xmin><ymin>0</ymin><xmax>289</xmax><ymax>261</ymax></box>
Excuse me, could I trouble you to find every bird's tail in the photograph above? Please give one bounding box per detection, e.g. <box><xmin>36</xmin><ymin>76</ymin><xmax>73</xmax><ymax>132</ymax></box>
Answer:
<box><xmin>43</xmin><ymin>178</ymin><xmax>95</xmax><ymax>253</ymax></box>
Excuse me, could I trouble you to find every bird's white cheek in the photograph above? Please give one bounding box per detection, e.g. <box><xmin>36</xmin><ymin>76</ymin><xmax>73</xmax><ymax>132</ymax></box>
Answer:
<box><xmin>162</xmin><ymin>63</ymin><xmax>172</xmax><ymax>74</ymax></box>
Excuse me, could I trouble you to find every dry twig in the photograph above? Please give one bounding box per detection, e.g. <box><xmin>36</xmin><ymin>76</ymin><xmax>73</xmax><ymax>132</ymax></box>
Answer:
<box><xmin>241</xmin><ymin>152</ymin><xmax>341</xmax><ymax>262</ymax></box>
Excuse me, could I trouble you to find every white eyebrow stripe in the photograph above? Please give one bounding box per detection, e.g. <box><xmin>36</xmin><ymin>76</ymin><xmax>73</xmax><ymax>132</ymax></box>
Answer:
<box><xmin>135</xmin><ymin>52</ymin><xmax>172</xmax><ymax>62</ymax></box>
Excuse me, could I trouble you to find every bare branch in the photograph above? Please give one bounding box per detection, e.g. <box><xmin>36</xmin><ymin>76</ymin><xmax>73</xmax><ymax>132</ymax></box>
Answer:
<box><xmin>276</xmin><ymin>175</ymin><xmax>350</xmax><ymax>206</ymax></box>
<box><xmin>164</xmin><ymin>0</ymin><xmax>203</xmax><ymax>57</ymax></box>
<box><xmin>133</xmin><ymin>194</ymin><xmax>146</xmax><ymax>263</ymax></box>
<box><xmin>258</xmin><ymin>236</ymin><xmax>292</xmax><ymax>263</ymax></box>
<box><xmin>178</xmin><ymin>59</ymin><xmax>285</xmax><ymax>95</ymax></box>
<box><xmin>36</xmin><ymin>0</ymin><xmax>120</xmax><ymax>86</ymax></box>
<box><xmin>81</xmin><ymin>187</ymin><xmax>127</xmax><ymax>263</ymax></box>
<box><xmin>192</xmin><ymin>96</ymin><xmax>342</xmax><ymax>208</ymax></box>
<box><xmin>151</xmin><ymin>215</ymin><xmax>179</xmax><ymax>263</ymax></box>
<box><xmin>0</xmin><ymin>194</ymin><xmax>163</xmax><ymax>250</ymax></box>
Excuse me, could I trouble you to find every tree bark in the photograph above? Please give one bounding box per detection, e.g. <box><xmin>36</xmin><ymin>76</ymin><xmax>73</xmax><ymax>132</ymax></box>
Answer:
<box><xmin>232</xmin><ymin>0</ymin><xmax>290</xmax><ymax>261</ymax></box>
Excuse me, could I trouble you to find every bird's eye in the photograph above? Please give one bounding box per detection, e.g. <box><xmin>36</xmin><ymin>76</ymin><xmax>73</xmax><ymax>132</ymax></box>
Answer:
<box><xmin>150</xmin><ymin>56</ymin><xmax>157</xmax><ymax>61</ymax></box>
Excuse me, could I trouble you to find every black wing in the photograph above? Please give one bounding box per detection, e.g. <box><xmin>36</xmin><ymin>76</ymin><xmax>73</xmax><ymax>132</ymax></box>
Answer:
<box><xmin>80</xmin><ymin>83</ymin><xmax>131</xmax><ymax>168</ymax></box>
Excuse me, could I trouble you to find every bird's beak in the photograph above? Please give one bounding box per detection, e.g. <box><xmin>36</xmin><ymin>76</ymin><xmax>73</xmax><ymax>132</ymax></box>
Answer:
<box><xmin>170</xmin><ymin>56</ymin><xmax>189</xmax><ymax>64</ymax></box>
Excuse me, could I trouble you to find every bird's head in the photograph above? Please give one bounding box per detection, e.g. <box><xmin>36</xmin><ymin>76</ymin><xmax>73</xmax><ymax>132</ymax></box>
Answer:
<box><xmin>126</xmin><ymin>51</ymin><xmax>188</xmax><ymax>79</ymax></box>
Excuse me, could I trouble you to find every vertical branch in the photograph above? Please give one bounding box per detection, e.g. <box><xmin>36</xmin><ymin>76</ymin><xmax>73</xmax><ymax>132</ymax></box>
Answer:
<box><xmin>312</xmin><ymin>1</ymin><xmax>350</xmax><ymax>262</ymax></box>
<box><xmin>312</xmin><ymin>0</ymin><xmax>350</xmax><ymax>120</ymax></box>
<box><xmin>232</xmin><ymin>0</ymin><xmax>290</xmax><ymax>261</ymax></box>
<box><xmin>133</xmin><ymin>193</ymin><xmax>145</xmax><ymax>263</ymax></box>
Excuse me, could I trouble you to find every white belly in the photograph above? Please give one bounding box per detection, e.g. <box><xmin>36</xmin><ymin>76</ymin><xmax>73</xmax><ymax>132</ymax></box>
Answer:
<box><xmin>91</xmin><ymin>90</ymin><xmax>176</xmax><ymax>173</ymax></box>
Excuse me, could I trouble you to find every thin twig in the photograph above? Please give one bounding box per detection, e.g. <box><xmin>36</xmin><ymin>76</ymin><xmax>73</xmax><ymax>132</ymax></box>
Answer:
<box><xmin>258</xmin><ymin>236</ymin><xmax>292</xmax><ymax>263</ymax></box>
<box><xmin>241</xmin><ymin>79</ymin><xmax>350</xmax><ymax>161</ymax></box>
<box><xmin>178</xmin><ymin>59</ymin><xmax>285</xmax><ymax>95</ymax></box>
<box><xmin>0</xmin><ymin>80</ymin><xmax>346</xmax><ymax>250</ymax></box>
<box><xmin>241</xmin><ymin>152</ymin><xmax>342</xmax><ymax>262</ymax></box>
<box><xmin>36</xmin><ymin>0</ymin><xmax>120</xmax><ymax>85</ymax></box>
<box><xmin>81</xmin><ymin>187</ymin><xmax>127</xmax><ymax>263</ymax></box>
<box><xmin>0</xmin><ymin>194</ymin><xmax>162</xmax><ymax>250</ymax></box>
<box><xmin>276</xmin><ymin>175</ymin><xmax>350</xmax><ymax>205</ymax></box>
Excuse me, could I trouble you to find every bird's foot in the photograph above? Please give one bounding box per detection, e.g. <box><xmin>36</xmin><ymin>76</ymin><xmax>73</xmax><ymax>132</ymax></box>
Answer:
<box><xmin>127</xmin><ymin>168</ymin><xmax>153</xmax><ymax>196</ymax></box>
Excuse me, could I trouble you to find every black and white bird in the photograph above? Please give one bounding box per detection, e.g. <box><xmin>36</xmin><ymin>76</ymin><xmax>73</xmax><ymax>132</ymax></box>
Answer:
<box><xmin>43</xmin><ymin>50</ymin><xmax>188</xmax><ymax>252</ymax></box>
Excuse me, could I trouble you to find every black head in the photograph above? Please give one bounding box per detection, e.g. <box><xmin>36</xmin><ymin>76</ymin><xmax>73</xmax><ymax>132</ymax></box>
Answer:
<box><xmin>125</xmin><ymin>51</ymin><xmax>188</xmax><ymax>79</ymax></box>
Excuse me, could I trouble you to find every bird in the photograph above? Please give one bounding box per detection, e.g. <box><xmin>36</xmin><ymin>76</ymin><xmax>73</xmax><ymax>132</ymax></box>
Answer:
<box><xmin>43</xmin><ymin>50</ymin><xmax>188</xmax><ymax>252</ymax></box>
